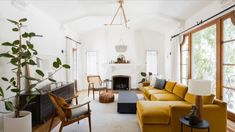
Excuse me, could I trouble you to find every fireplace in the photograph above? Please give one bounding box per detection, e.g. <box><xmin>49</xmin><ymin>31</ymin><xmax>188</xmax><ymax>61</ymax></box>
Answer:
<box><xmin>112</xmin><ymin>75</ymin><xmax>130</xmax><ymax>90</ymax></box>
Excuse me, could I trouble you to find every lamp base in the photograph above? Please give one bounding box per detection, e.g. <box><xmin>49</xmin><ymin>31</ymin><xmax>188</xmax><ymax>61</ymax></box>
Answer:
<box><xmin>195</xmin><ymin>95</ymin><xmax>203</xmax><ymax>121</ymax></box>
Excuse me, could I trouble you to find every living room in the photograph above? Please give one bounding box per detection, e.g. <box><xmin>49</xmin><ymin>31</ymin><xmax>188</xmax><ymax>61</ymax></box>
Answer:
<box><xmin>0</xmin><ymin>0</ymin><xmax>235</xmax><ymax>132</ymax></box>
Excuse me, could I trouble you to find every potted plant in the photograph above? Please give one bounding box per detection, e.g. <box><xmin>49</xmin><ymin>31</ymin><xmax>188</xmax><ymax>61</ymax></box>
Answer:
<box><xmin>138</xmin><ymin>72</ymin><xmax>152</xmax><ymax>86</ymax></box>
<box><xmin>0</xmin><ymin>18</ymin><xmax>70</xmax><ymax>132</ymax></box>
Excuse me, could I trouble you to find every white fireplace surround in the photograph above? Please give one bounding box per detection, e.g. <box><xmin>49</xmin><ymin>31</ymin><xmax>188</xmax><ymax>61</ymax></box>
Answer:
<box><xmin>107</xmin><ymin>64</ymin><xmax>143</xmax><ymax>89</ymax></box>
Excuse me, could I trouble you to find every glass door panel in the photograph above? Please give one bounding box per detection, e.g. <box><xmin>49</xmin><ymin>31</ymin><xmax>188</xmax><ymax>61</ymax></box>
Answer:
<box><xmin>192</xmin><ymin>24</ymin><xmax>216</xmax><ymax>94</ymax></box>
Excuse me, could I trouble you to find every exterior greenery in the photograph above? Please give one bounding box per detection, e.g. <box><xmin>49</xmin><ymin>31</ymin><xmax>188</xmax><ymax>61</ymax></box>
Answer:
<box><xmin>192</xmin><ymin>24</ymin><xmax>216</xmax><ymax>94</ymax></box>
<box><xmin>0</xmin><ymin>18</ymin><xmax>70</xmax><ymax>117</ymax></box>
<box><xmin>223</xmin><ymin>18</ymin><xmax>235</xmax><ymax>113</ymax></box>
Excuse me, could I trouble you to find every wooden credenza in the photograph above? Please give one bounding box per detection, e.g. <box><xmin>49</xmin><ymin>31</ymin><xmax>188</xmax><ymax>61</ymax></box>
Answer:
<box><xmin>20</xmin><ymin>82</ymin><xmax>74</xmax><ymax>125</ymax></box>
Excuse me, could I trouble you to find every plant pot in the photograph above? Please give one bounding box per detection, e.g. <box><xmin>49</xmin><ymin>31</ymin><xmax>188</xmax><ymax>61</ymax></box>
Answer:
<box><xmin>0</xmin><ymin>113</ymin><xmax>3</xmax><ymax>132</ymax></box>
<box><xmin>4</xmin><ymin>111</ymin><xmax>32</xmax><ymax>132</ymax></box>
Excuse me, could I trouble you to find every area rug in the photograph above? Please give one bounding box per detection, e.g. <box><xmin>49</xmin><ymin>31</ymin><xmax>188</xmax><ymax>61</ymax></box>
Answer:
<box><xmin>52</xmin><ymin>94</ymin><xmax>143</xmax><ymax>132</ymax></box>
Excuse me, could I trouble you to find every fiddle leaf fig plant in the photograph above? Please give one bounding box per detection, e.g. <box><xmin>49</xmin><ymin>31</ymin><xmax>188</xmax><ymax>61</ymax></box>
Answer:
<box><xmin>0</xmin><ymin>18</ymin><xmax>70</xmax><ymax>118</ymax></box>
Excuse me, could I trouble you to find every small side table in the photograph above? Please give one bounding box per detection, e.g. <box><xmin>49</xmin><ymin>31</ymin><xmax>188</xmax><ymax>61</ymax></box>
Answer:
<box><xmin>179</xmin><ymin>117</ymin><xmax>210</xmax><ymax>132</ymax></box>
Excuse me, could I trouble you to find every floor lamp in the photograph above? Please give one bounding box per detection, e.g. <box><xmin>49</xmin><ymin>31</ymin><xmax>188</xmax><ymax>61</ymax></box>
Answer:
<box><xmin>188</xmin><ymin>79</ymin><xmax>211</xmax><ymax>122</ymax></box>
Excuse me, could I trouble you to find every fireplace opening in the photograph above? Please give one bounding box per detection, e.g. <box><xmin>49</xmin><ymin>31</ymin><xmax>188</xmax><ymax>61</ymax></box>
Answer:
<box><xmin>112</xmin><ymin>75</ymin><xmax>130</xmax><ymax>90</ymax></box>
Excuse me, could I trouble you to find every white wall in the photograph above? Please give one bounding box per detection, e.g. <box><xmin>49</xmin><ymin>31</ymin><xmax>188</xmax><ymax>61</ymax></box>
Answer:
<box><xmin>0</xmin><ymin>1</ymin><xmax>78</xmax><ymax>112</ymax></box>
<box><xmin>80</xmin><ymin>27</ymin><xmax>165</xmax><ymax>89</ymax></box>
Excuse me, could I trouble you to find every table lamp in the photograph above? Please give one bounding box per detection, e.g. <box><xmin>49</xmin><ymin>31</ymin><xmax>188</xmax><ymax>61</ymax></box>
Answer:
<box><xmin>188</xmin><ymin>79</ymin><xmax>211</xmax><ymax>122</ymax></box>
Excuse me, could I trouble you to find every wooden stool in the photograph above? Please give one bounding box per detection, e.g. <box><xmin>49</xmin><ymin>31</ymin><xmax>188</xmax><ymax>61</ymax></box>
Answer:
<box><xmin>99</xmin><ymin>90</ymin><xmax>114</xmax><ymax>103</ymax></box>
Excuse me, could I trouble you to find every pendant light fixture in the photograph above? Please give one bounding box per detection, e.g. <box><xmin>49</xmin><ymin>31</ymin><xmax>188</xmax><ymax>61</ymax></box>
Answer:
<box><xmin>105</xmin><ymin>0</ymin><xmax>130</xmax><ymax>28</ymax></box>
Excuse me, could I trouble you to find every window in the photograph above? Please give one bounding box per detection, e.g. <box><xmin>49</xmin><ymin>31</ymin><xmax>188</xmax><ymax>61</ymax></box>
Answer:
<box><xmin>146</xmin><ymin>51</ymin><xmax>157</xmax><ymax>75</ymax></box>
<box><xmin>180</xmin><ymin>35</ymin><xmax>189</xmax><ymax>85</ymax></box>
<box><xmin>192</xmin><ymin>24</ymin><xmax>217</xmax><ymax>94</ymax></box>
<box><xmin>179</xmin><ymin>11</ymin><xmax>235</xmax><ymax>120</ymax></box>
<box><xmin>86</xmin><ymin>51</ymin><xmax>97</xmax><ymax>75</ymax></box>
<box><xmin>222</xmin><ymin>17</ymin><xmax>235</xmax><ymax>114</ymax></box>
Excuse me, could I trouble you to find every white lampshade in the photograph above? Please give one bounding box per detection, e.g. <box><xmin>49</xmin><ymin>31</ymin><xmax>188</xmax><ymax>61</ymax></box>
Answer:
<box><xmin>188</xmin><ymin>79</ymin><xmax>211</xmax><ymax>96</ymax></box>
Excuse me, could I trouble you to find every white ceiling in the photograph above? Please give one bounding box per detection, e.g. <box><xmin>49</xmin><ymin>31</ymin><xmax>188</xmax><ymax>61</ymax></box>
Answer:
<box><xmin>28</xmin><ymin>0</ymin><xmax>216</xmax><ymax>34</ymax></box>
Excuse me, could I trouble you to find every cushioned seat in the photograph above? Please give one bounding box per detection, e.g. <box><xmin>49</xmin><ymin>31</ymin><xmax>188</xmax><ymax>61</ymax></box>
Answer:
<box><xmin>141</xmin><ymin>86</ymin><xmax>155</xmax><ymax>94</ymax></box>
<box><xmin>150</xmin><ymin>93</ymin><xmax>183</xmax><ymax>101</ymax></box>
<box><xmin>69</xmin><ymin>105</ymin><xmax>90</xmax><ymax>121</ymax></box>
<box><xmin>145</xmin><ymin>89</ymin><xmax>170</xmax><ymax>100</ymax></box>
<box><xmin>137</xmin><ymin>101</ymin><xmax>170</xmax><ymax>124</ymax></box>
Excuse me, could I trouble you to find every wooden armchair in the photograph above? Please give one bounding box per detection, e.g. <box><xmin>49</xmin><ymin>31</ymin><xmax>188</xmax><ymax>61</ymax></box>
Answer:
<box><xmin>48</xmin><ymin>92</ymin><xmax>92</xmax><ymax>132</ymax></box>
<box><xmin>87</xmin><ymin>75</ymin><xmax>108</xmax><ymax>100</ymax></box>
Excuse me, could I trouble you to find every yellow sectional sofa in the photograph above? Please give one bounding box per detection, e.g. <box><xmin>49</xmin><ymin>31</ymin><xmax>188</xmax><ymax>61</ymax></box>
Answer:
<box><xmin>137</xmin><ymin>81</ymin><xmax>227</xmax><ymax>132</ymax></box>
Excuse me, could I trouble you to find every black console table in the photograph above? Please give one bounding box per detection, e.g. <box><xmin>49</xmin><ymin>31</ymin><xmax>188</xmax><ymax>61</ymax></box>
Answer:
<box><xmin>20</xmin><ymin>82</ymin><xmax>74</xmax><ymax>125</ymax></box>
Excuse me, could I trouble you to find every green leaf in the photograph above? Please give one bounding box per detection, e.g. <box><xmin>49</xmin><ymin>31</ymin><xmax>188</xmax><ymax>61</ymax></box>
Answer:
<box><xmin>33</xmin><ymin>51</ymin><xmax>38</xmax><ymax>55</ymax></box>
<box><xmin>10</xmin><ymin>58</ymin><xmax>18</xmax><ymax>65</ymax></box>
<box><xmin>56</xmin><ymin>58</ymin><xmax>62</xmax><ymax>65</ymax></box>
<box><xmin>21</xmin><ymin>62</ymin><xmax>27</xmax><ymax>67</ymax></box>
<box><xmin>5</xmin><ymin>101</ymin><xmax>14</xmax><ymax>111</ymax></box>
<box><xmin>12</xmin><ymin>28</ymin><xmax>19</xmax><ymax>32</ymax></box>
<box><xmin>138</xmin><ymin>78</ymin><xmax>146</xmax><ymax>84</ymax></box>
<box><xmin>11</xmin><ymin>88</ymin><xmax>19</xmax><ymax>93</ymax></box>
<box><xmin>19</xmin><ymin>18</ymin><xmax>27</xmax><ymax>22</ymax></box>
<box><xmin>27</xmin><ymin>43</ymin><xmax>34</xmax><ymax>49</ymax></box>
<box><xmin>11</xmin><ymin>47</ymin><xmax>18</xmax><ymax>54</ymax></box>
<box><xmin>140</xmin><ymin>72</ymin><xmax>147</xmax><ymax>77</ymax></box>
<box><xmin>53</xmin><ymin>61</ymin><xmax>59</xmax><ymax>68</ymax></box>
<box><xmin>2</xmin><ymin>42</ymin><xmax>14</xmax><ymax>46</ymax></box>
<box><xmin>35</xmin><ymin>88</ymin><xmax>42</xmax><ymax>94</ymax></box>
<box><xmin>1</xmin><ymin>77</ymin><xmax>8</xmax><ymax>81</ymax></box>
<box><xmin>36</xmin><ymin>69</ymin><xmax>44</xmax><ymax>77</ymax></box>
<box><xmin>6</xmin><ymin>86</ymin><xmax>11</xmax><ymax>91</ymax></box>
<box><xmin>49</xmin><ymin>78</ymin><xmax>56</xmax><ymax>82</ymax></box>
<box><xmin>22</xmin><ymin>32</ymin><xmax>29</xmax><ymax>38</ymax></box>
<box><xmin>7</xmin><ymin>19</ymin><xmax>18</xmax><ymax>25</ymax></box>
<box><xmin>29</xmin><ymin>32</ymin><xmax>36</xmax><ymax>37</ymax></box>
<box><xmin>0</xmin><ymin>53</ymin><xmax>14</xmax><ymax>58</ymax></box>
<box><xmin>62</xmin><ymin>64</ymin><xmax>70</xmax><ymax>69</ymax></box>
<box><xmin>10</xmin><ymin>77</ymin><xmax>14</xmax><ymax>82</ymax></box>
<box><xmin>28</xmin><ymin>59</ymin><xmax>37</xmax><ymax>65</ymax></box>
<box><xmin>0</xmin><ymin>87</ymin><xmax>4</xmax><ymax>97</ymax></box>
<box><xmin>26</xmin><ymin>95</ymin><xmax>36</xmax><ymax>103</ymax></box>
<box><xmin>13</xmin><ymin>40</ymin><xmax>20</xmax><ymax>45</ymax></box>
<box><xmin>12</xmin><ymin>81</ymin><xmax>16</xmax><ymax>87</ymax></box>
<box><xmin>22</xmin><ymin>45</ymin><xmax>27</xmax><ymax>50</ymax></box>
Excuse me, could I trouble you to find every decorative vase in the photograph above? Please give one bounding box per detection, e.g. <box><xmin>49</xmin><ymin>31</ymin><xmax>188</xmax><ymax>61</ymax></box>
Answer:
<box><xmin>4</xmin><ymin>111</ymin><xmax>32</xmax><ymax>132</ymax></box>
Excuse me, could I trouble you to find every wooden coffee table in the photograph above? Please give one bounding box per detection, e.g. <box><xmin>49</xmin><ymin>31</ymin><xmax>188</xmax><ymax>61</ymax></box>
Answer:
<box><xmin>117</xmin><ymin>91</ymin><xmax>138</xmax><ymax>114</ymax></box>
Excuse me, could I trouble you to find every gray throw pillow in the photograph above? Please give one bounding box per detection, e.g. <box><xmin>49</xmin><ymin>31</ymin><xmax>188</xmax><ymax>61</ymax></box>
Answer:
<box><xmin>154</xmin><ymin>78</ymin><xmax>166</xmax><ymax>89</ymax></box>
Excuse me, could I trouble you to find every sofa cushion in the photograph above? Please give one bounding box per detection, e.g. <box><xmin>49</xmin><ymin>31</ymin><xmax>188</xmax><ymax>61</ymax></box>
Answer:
<box><xmin>145</xmin><ymin>89</ymin><xmax>170</xmax><ymax>99</ymax></box>
<box><xmin>137</xmin><ymin>101</ymin><xmax>170</xmax><ymax>124</ymax></box>
<box><xmin>203</xmin><ymin>94</ymin><xmax>215</xmax><ymax>104</ymax></box>
<box><xmin>150</xmin><ymin>93</ymin><xmax>183</xmax><ymax>101</ymax></box>
<box><xmin>184</xmin><ymin>93</ymin><xmax>215</xmax><ymax>104</ymax></box>
<box><xmin>165</xmin><ymin>81</ymin><xmax>176</xmax><ymax>92</ymax></box>
<box><xmin>154</xmin><ymin>78</ymin><xmax>166</xmax><ymax>89</ymax></box>
<box><xmin>172</xmin><ymin>84</ymin><xmax>188</xmax><ymax>98</ymax></box>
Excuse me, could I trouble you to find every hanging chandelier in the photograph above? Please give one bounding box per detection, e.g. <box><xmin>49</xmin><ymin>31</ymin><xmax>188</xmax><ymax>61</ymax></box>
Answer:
<box><xmin>115</xmin><ymin>39</ymin><xmax>127</xmax><ymax>53</ymax></box>
<box><xmin>105</xmin><ymin>0</ymin><xmax>130</xmax><ymax>28</ymax></box>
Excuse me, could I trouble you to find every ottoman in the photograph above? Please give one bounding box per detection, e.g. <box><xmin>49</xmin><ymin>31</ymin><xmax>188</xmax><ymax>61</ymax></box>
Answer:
<box><xmin>99</xmin><ymin>91</ymin><xmax>115</xmax><ymax>103</ymax></box>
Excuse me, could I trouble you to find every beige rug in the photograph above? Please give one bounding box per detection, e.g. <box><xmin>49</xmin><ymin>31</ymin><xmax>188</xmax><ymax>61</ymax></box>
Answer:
<box><xmin>52</xmin><ymin>94</ymin><xmax>143</xmax><ymax>132</ymax></box>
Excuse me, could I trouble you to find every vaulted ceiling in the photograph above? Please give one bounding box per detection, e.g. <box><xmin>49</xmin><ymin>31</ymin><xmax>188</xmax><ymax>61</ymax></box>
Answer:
<box><xmin>29</xmin><ymin>0</ymin><xmax>216</xmax><ymax>34</ymax></box>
